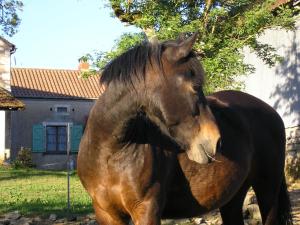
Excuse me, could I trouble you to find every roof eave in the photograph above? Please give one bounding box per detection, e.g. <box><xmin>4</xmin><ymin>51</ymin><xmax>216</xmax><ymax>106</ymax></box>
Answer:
<box><xmin>0</xmin><ymin>36</ymin><xmax>16</xmax><ymax>54</ymax></box>
<box><xmin>0</xmin><ymin>105</ymin><xmax>25</xmax><ymax>111</ymax></box>
<box><xmin>15</xmin><ymin>96</ymin><xmax>98</xmax><ymax>100</ymax></box>
<box><xmin>0</xmin><ymin>88</ymin><xmax>25</xmax><ymax>110</ymax></box>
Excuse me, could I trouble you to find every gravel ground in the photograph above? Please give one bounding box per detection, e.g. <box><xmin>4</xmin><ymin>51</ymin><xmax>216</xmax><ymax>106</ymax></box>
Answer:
<box><xmin>290</xmin><ymin>182</ymin><xmax>300</xmax><ymax>225</ymax></box>
<box><xmin>1</xmin><ymin>182</ymin><xmax>299</xmax><ymax>225</ymax></box>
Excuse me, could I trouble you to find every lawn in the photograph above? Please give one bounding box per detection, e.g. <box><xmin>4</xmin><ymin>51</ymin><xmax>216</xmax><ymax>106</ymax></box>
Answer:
<box><xmin>0</xmin><ymin>165</ymin><xmax>93</xmax><ymax>217</ymax></box>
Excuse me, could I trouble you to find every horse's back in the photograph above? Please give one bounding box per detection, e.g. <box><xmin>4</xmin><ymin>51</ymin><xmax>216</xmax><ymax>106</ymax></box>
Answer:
<box><xmin>208</xmin><ymin>90</ymin><xmax>286</xmax><ymax>176</ymax></box>
<box><xmin>208</xmin><ymin>90</ymin><xmax>285</xmax><ymax>143</ymax></box>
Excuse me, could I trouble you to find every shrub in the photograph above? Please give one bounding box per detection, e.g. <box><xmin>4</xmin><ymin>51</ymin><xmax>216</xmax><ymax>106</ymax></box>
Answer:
<box><xmin>12</xmin><ymin>147</ymin><xmax>34</xmax><ymax>169</ymax></box>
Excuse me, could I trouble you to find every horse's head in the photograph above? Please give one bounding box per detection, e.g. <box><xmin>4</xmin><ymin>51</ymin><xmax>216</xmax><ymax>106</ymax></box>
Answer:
<box><xmin>100</xmin><ymin>33</ymin><xmax>221</xmax><ymax>164</ymax></box>
<box><xmin>144</xmin><ymin>33</ymin><xmax>221</xmax><ymax>164</ymax></box>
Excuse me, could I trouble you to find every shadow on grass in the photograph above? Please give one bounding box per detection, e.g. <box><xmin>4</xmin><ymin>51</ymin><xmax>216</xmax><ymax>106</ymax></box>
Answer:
<box><xmin>0</xmin><ymin>167</ymin><xmax>76</xmax><ymax>182</ymax></box>
<box><xmin>0</xmin><ymin>200</ymin><xmax>93</xmax><ymax>217</ymax></box>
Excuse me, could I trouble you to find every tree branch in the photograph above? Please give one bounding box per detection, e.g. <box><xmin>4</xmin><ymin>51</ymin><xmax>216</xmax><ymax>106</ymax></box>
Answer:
<box><xmin>111</xmin><ymin>1</ymin><xmax>141</xmax><ymax>25</ymax></box>
<box><xmin>203</xmin><ymin>0</ymin><xmax>214</xmax><ymax>29</ymax></box>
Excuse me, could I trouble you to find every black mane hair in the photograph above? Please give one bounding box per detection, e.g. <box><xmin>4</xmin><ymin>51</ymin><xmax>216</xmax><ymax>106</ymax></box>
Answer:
<box><xmin>100</xmin><ymin>39</ymin><xmax>205</xmax><ymax>88</ymax></box>
<box><xmin>100</xmin><ymin>42</ymin><xmax>163</xmax><ymax>86</ymax></box>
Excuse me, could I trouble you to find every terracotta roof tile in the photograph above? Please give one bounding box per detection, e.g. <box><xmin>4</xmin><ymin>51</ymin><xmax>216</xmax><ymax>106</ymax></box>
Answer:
<box><xmin>11</xmin><ymin>68</ymin><xmax>101</xmax><ymax>99</ymax></box>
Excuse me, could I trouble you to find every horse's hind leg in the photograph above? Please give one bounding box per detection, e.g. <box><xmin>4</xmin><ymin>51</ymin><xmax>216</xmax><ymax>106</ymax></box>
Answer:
<box><xmin>220</xmin><ymin>183</ymin><xmax>250</xmax><ymax>225</ymax></box>
<box><xmin>253</xmin><ymin>177</ymin><xmax>292</xmax><ymax>225</ymax></box>
<box><xmin>252</xmin><ymin>179</ymin><xmax>280</xmax><ymax>225</ymax></box>
<box><xmin>252</xmin><ymin>149</ymin><xmax>292</xmax><ymax>224</ymax></box>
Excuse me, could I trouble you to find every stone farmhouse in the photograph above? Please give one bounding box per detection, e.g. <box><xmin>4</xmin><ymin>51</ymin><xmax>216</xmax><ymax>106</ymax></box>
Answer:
<box><xmin>0</xmin><ymin>37</ymin><xmax>24</xmax><ymax>163</ymax></box>
<box><xmin>9</xmin><ymin>68</ymin><xmax>101</xmax><ymax>169</ymax></box>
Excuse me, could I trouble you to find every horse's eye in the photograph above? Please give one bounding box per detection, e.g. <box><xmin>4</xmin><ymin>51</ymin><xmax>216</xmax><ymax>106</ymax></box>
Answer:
<box><xmin>193</xmin><ymin>86</ymin><xmax>207</xmax><ymax>105</ymax></box>
<box><xmin>192</xmin><ymin>103</ymin><xmax>200</xmax><ymax>116</ymax></box>
<box><xmin>198</xmin><ymin>91</ymin><xmax>207</xmax><ymax>105</ymax></box>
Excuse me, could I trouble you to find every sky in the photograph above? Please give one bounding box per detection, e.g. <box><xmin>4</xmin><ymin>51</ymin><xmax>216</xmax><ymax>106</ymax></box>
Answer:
<box><xmin>8</xmin><ymin>0</ymin><xmax>140</xmax><ymax>69</ymax></box>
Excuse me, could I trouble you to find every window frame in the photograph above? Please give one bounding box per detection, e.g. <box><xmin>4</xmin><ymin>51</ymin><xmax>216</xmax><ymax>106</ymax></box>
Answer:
<box><xmin>54</xmin><ymin>104</ymin><xmax>71</xmax><ymax>115</ymax></box>
<box><xmin>42</xmin><ymin>122</ymin><xmax>73</xmax><ymax>154</ymax></box>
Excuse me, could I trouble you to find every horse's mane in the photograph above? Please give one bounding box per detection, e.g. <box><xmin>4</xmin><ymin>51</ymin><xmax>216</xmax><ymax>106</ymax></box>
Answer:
<box><xmin>100</xmin><ymin>42</ymin><xmax>163</xmax><ymax>86</ymax></box>
<box><xmin>100</xmin><ymin>40</ymin><xmax>205</xmax><ymax>87</ymax></box>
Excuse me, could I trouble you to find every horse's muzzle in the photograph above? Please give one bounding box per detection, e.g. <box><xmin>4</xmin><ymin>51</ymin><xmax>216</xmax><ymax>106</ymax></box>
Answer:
<box><xmin>202</xmin><ymin>137</ymin><xmax>222</xmax><ymax>163</ymax></box>
<box><xmin>187</xmin><ymin>137</ymin><xmax>221</xmax><ymax>164</ymax></box>
<box><xmin>186</xmin><ymin>106</ymin><xmax>221</xmax><ymax>164</ymax></box>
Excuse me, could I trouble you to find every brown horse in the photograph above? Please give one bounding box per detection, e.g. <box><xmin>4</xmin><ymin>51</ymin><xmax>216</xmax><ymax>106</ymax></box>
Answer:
<box><xmin>77</xmin><ymin>33</ymin><xmax>293</xmax><ymax>225</ymax></box>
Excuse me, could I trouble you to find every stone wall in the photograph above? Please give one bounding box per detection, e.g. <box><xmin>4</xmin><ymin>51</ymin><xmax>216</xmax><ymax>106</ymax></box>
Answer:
<box><xmin>0</xmin><ymin>37</ymin><xmax>13</xmax><ymax>91</ymax></box>
<box><xmin>241</xmin><ymin>17</ymin><xmax>300</xmax><ymax>182</ymax></box>
<box><xmin>285</xmin><ymin>126</ymin><xmax>300</xmax><ymax>182</ymax></box>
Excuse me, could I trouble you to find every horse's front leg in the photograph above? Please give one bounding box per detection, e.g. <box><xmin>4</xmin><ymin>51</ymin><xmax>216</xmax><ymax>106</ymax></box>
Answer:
<box><xmin>129</xmin><ymin>183</ymin><xmax>163</xmax><ymax>225</ymax></box>
<box><xmin>93</xmin><ymin>201</ymin><xmax>129</xmax><ymax>225</ymax></box>
<box><xmin>130</xmin><ymin>199</ymin><xmax>161</xmax><ymax>225</ymax></box>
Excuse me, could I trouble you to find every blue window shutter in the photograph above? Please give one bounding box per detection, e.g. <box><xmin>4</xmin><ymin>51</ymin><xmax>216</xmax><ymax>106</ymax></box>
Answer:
<box><xmin>32</xmin><ymin>124</ymin><xmax>45</xmax><ymax>152</ymax></box>
<box><xmin>71</xmin><ymin>125</ymin><xmax>83</xmax><ymax>152</ymax></box>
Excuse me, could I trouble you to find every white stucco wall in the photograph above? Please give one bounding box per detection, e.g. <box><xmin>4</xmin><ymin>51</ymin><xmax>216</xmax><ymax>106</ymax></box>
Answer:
<box><xmin>243</xmin><ymin>19</ymin><xmax>300</xmax><ymax>128</ymax></box>
<box><xmin>0</xmin><ymin>111</ymin><xmax>5</xmax><ymax>162</ymax></box>
<box><xmin>0</xmin><ymin>38</ymin><xmax>13</xmax><ymax>162</ymax></box>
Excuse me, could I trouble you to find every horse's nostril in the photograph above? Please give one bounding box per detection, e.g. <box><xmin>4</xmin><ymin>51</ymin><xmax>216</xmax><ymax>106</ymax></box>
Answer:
<box><xmin>216</xmin><ymin>138</ymin><xmax>222</xmax><ymax>151</ymax></box>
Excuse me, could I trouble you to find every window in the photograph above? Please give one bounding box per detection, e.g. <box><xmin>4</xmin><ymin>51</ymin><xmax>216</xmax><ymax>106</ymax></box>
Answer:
<box><xmin>32</xmin><ymin>123</ymin><xmax>83</xmax><ymax>153</ymax></box>
<box><xmin>46</xmin><ymin>126</ymin><xmax>67</xmax><ymax>152</ymax></box>
<box><xmin>54</xmin><ymin>105</ymin><xmax>70</xmax><ymax>115</ymax></box>
<box><xmin>56</xmin><ymin>106</ymin><xmax>68</xmax><ymax>113</ymax></box>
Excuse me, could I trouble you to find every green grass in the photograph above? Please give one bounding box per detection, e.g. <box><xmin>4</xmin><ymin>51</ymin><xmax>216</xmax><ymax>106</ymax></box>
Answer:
<box><xmin>0</xmin><ymin>165</ymin><xmax>93</xmax><ymax>217</ymax></box>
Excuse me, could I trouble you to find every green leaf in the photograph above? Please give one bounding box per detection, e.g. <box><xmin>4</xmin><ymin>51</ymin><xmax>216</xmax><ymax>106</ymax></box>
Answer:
<box><xmin>82</xmin><ymin>0</ymin><xmax>296</xmax><ymax>92</ymax></box>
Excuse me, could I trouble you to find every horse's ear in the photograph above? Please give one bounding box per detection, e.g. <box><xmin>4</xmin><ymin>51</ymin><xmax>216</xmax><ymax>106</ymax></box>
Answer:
<box><xmin>176</xmin><ymin>33</ymin><xmax>186</xmax><ymax>42</ymax></box>
<box><xmin>164</xmin><ymin>32</ymin><xmax>198</xmax><ymax>62</ymax></box>
<box><xmin>149</xmin><ymin>35</ymin><xmax>159</xmax><ymax>45</ymax></box>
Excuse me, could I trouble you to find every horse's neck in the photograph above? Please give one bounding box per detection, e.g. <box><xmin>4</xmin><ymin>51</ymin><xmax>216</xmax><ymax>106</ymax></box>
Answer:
<box><xmin>89</xmin><ymin>87</ymin><xmax>181</xmax><ymax>156</ymax></box>
<box><xmin>92</xmin><ymin>87</ymin><xmax>143</xmax><ymax>140</ymax></box>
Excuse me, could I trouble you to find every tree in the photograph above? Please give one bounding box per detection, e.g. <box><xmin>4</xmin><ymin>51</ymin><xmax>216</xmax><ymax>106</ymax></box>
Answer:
<box><xmin>0</xmin><ymin>0</ymin><xmax>23</xmax><ymax>37</ymax></box>
<box><xmin>86</xmin><ymin>0</ymin><xmax>296</xmax><ymax>93</ymax></box>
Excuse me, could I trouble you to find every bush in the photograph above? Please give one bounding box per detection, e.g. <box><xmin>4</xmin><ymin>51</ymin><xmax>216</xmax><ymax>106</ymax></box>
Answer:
<box><xmin>12</xmin><ymin>147</ymin><xmax>35</xmax><ymax>169</ymax></box>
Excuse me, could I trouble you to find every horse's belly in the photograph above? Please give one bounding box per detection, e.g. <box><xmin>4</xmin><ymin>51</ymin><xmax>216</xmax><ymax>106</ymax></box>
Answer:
<box><xmin>162</xmin><ymin>154</ymin><xmax>249</xmax><ymax>219</ymax></box>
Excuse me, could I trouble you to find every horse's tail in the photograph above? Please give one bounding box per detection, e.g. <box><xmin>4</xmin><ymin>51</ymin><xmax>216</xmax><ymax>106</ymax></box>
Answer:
<box><xmin>278</xmin><ymin>178</ymin><xmax>293</xmax><ymax>225</ymax></box>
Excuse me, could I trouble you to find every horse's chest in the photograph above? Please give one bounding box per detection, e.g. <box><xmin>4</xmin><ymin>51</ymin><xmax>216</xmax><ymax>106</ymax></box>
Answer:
<box><xmin>93</xmin><ymin>146</ymin><xmax>176</xmax><ymax>212</ymax></box>
<box><xmin>102</xmin><ymin>145</ymin><xmax>173</xmax><ymax>192</ymax></box>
